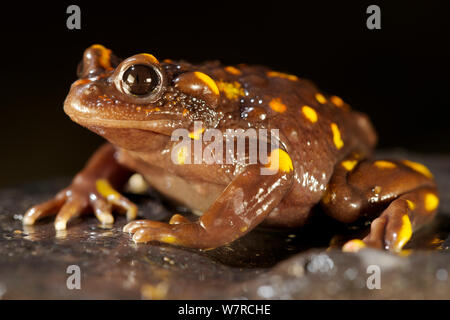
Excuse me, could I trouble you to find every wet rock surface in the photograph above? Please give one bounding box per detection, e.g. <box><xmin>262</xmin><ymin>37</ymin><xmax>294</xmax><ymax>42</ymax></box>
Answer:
<box><xmin>0</xmin><ymin>150</ymin><xmax>449</xmax><ymax>299</ymax></box>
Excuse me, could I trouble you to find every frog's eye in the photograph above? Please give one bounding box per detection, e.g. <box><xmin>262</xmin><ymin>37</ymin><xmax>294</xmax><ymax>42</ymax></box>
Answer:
<box><xmin>121</xmin><ymin>64</ymin><xmax>160</xmax><ymax>96</ymax></box>
<box><xmin>114</xmin><ymin>54</ymin><xmax>165</xmax><ymax>103</ymax></box>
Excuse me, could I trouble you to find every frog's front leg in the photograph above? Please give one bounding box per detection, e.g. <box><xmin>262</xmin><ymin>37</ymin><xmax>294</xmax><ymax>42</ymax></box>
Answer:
<box><xmin>321</xmin><ymin>155</ymin><xmax>439</xmax><ymax>252</ymax></box>
<box><xmin>123</xmin><ymin>161</ymin><xmax>294</xmax><ymax>249</ymax></box>
<box><xmin>23</xmin><ymin>143</ymin><xmax>138</xmax><ymax>230</ymax></box>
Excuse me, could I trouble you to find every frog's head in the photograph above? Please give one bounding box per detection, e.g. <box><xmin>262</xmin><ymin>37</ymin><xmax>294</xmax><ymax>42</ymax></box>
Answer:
<box><xmin>64</xmin><ymin>44</ymin><xmax>222</xmax><ymax>151</ymax></box>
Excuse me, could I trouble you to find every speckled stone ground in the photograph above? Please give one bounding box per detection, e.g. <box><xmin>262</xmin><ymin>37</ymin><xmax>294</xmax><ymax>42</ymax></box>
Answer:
<box><xmin>0</xmin><ymin>150</ymin><xmax>449</xmax><ymax>299</ymax></box>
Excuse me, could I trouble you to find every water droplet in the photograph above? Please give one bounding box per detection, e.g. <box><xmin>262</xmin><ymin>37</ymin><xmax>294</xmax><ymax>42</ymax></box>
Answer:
<box><xmin>436</xmin><ymin>268</ymin><xmax>448</xmax><ymax>281</ymax></box>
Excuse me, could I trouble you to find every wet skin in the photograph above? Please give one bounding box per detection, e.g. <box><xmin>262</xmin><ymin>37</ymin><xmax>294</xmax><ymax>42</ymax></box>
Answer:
<box><xmin>24</xmin><ymin>45</ymin><xmax>439</xmax><ymax>251</ymax></box>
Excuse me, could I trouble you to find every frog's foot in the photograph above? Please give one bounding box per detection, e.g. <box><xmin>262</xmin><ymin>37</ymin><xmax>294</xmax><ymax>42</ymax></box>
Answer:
<box><xmin>342</xmin><ymin>186</ymin><xmax>438</xmax><ymax>253</ymax></box>
<box><xmin>123</xmin><ymin>214</ymin><xmax>200</xmax><ymax>247</ymax></box>
<box><xmin>23</xmin><ymin>179</ymin><xmax>137</xmax><ymax>230</ymax></box>
<box><xmin>123</xmin><ymin>214</ymin><xmax>190</xmax><ymax>234</ymax></box>
<box><xmin>123</xmin><ymin>218</ymin><xmax>208</xmax><ymax>248</ymax></box>
<box><xmin>343</xmin><ymin>213</ymin><xmax>409</xmax><ymax>253</ymax></box>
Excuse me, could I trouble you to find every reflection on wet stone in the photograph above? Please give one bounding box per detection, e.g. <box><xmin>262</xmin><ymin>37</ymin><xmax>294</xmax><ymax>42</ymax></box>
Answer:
<box><xmin>0</xmin><ymin>151</ymin><xmax>449</xmax><ymax>299</ymax></box>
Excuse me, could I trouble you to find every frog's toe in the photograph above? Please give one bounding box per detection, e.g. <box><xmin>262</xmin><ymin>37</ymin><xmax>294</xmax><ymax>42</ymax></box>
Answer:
<box><xmin>367</xmin><ymin>210</ymin><xmax>412</xmax><ymax>252</ymax></box>
<box><xmin>169</xmin><ymin>214</ymin><xmax>190</xmax><ymax>224</ymax></box>
<box><xmin>111</xmin><ymin>195</ymin><xmax>138</xmax><ymax>221</ymax></box>
<box><xmin>132</xmin><ymin>227</ymin><xmax>156</xmax><ymax>243</ymax></box>
<box><xmin>95</xmin><ymin>179</ymin><xmax>137</xmax><ymax>220</ymax></box>
<box><xmin>54</xmin><ymin>197</ymin><xmax>87</xmax><ymax>231</ymax></box>
<box><xmin>123</xmin><ymin>220</ymin><xmax>184</xmax><ymax>245</ymax></box>
<box><xmin>23</xmin><ymin>196</ymin><xmax>66</xmax><ymax>226</ymax></box>
<box><xmin>124</xmin><ymin>215</ymin><xmax>195</xmax><ymax>245</ymax></box>
<box><xmin>123</xmin><ymin>214</ymin><xmax>189</xmax><ymax>234</ymax></box>
<box><xmin>342</xmin><ymin>239</ymin><xmax>367</xmax><ymax>253</ymax></box>
<box><xmin>131</xmin><ymin>226</ymin><xmax>179</xmax><ymax>244</ymax></box>
<box><xmin>343</xmin><ymin>204</ymin><xmax>414</xmax><ymax>253</ymax></box>
<box><xmin>123</xmin><ymin>220</ymin><xmax>158</xmax><ymax>233</ymax></box>
<box><xmin>91</xmin><ymin>196</ymin><xmax>114</xmax><ymax>225</ymax></box>
<box><xmin>342</xmin><ymin>216</ymin><xmax>387</xmax><ymax>252</ymax></box>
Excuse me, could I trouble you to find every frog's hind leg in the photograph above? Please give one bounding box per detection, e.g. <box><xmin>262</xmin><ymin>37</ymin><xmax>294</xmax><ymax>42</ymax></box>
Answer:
<box><xmin>321</xmin><ymin>156</ymin><xmax>439</xmax><ymax>252</ymax></box>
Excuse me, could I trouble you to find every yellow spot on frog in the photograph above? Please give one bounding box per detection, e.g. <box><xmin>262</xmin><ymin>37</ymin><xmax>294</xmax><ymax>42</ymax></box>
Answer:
<box><xmin>91</xmin><ymin>44</ymin><xmax>112</xmax><ymax>70</ymax></box>
<box><xmin>194</xmin><ymin>72</ymin><xmax>219</xmax><ymax>95</ymax></box>
<box><xmin>225</xmin><ymin>66</ymin><xmax>242</xmax><ymax>75</ymax></box>
<box><xmin>96</xmin><ymin>179</ymin><xmax>121</xmax><ymax>201</ymax></box>
<box><xmin>322</xmin><ymin>187</ymin><xmax>331</xmax><ymax>204</ymax></box>
<box><xmin>373</xmin><ymin>186</ymin><xmax>382</xmax><ymax>195</ymax></box>
<box><xmin>342</xmin><ymin>239</ymin><xmax>366</xmax><ymax>252</ymax></box>
<box><xmin>267</xmin><ymin>71</ymin><xmax>299</xmax><ymax>81</ymax></box>
<box><xmin>341</xmin><ymin>159</ymin><xmax>358</xmax><ymax>171</ymax></box>
<box><xmin>374</xmin><ymin>160</ymin><xmax>397</xmax><ymax>169</ymax></box>
<box><xmin>73</xmin><ymin>78</ymin><xmax>92</xmax><ymax>86</ymax></box>
<box><xmin>402</xmin><ymin>160</ymin><xmax>433</xmax><ymax>178</ymax></box>
<box><xmin>393</xmin><ymin>214</ymin><xmax>412</xmax><ymax>251</ymax></box>
<box><xmin>265</xmin><ymin>148</ymin><xmax>293</xmax><ymax>173</ymax></box>
<box><xmin>406</xmin><ymin>199</ymin><xmax>416</xmax><ymax>211</ymax></box>
<box><xmin>330</xmin><ymin>123</ymin><xmax>344</xmax><ymax>149</ymax></box>
<box><xmin>315</xmin><ymin>93</ymin><xmax>327</xmax><ymax>104</ymax></box>
<box><xmin>330</xmin><ymin>95</ymin><xmax>344</xmax><ymax>107</ymax></box>
<box><xmin>269</xmin><ymin>98</ymin><xmax>287</xmax><ymax>113</ymax></box>
<box><xmin>301</xmin><ymin>105</ymin><xmax>318</xmax><ymax>123</ymax></box>
<box><xmin>160</xmin><ymin>235</ymin><xmax>178</xmax><ymax>244</ymax></box>
<box><xmin>240</xmin><ymin>226</ymin><xmax>248</xmax><ymax>233</ymax></box>
<box><xmin>145</xmin><ymin>107</ymin><xmax>161</xmax><ymax>115</ymax></box>
<box><xmin>188</xmin><ymin>127</ymin><xmax>205</xmax><ymax>140</ymax></box>
<box><xmin>216</xmin><ymin>81</ymin><xmax>245</xmax><ymax>100</ymax></box>
<box><xmin>424</xmin><ymin>193</ymin><xmax>439</xmax><ymax>212</ymax></box>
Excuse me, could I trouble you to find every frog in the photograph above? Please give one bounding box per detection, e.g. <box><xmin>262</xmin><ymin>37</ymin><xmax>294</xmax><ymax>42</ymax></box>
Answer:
<box><xmin>23</xmin><ymin>44</ymin><xmax>439</xmax><ymax>252</ymax></box>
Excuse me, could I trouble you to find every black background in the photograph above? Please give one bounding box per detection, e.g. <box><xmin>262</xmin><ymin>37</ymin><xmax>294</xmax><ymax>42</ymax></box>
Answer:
<box><xmin>0</xmin><ymin>1</ymin><xmax>449</xmax><ymax>188</ymax></box>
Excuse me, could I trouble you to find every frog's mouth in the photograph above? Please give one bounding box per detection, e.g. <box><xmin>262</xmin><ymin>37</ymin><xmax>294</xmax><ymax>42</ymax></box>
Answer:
<box><xmin>66</xmin><ymin>113</ymin><xmax>186</xmax><ymax>153</ymax></box>
<box><xmin>67</xmin><ymin>114</ymin><xmax>185</xmax><ymax>137</ymax></box>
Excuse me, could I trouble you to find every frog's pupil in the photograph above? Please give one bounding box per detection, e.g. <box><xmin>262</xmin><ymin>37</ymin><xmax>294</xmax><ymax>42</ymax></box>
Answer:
<box><xmin>122</xmin><ymin>64</ymin><xmax>159</xmax><ymax>96</ymax></box>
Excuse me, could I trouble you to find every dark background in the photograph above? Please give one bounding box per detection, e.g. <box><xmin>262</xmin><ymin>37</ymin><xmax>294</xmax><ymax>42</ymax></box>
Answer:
<box><xmin>0</xmin><ymin>1</ymin><xmax>449</xmax><ymax>188</ymax></box>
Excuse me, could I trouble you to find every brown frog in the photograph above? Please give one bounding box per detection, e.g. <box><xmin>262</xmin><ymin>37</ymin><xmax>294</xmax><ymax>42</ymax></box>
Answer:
<box><xmin>24</xmin><ymin>44</ymin><xmax>439</xmax><ymax>251</ymax></box>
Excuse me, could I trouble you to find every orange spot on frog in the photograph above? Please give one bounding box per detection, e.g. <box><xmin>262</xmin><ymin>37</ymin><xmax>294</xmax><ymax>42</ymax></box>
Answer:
<box><xmin>269</xmin><ymin>98</ymin><xmax>287</xmax><ymax>113</ymax></box>
<box><xmin>267</xmin><ymin>71</ymin><xmax>299</xmax><ymax>81</ymax></box>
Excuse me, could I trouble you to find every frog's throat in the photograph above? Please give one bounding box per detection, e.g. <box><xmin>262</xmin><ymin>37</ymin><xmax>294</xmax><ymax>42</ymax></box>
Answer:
<box><xmin>68</xmin><ymin>115</ymin><xmax>184</xmax><ymax>136</ymax></box>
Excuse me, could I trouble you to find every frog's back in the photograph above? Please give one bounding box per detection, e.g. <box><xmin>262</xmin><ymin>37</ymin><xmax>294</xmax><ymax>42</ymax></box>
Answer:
<box><xmin>178</xmin><ymin>61</ymin><xmax>378</xmax><ymax>224</ymax></box>
<box><xmin>184</xmin><ymin>60</ymin><xmax>377</xmax><ymax>163</ymax></box>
